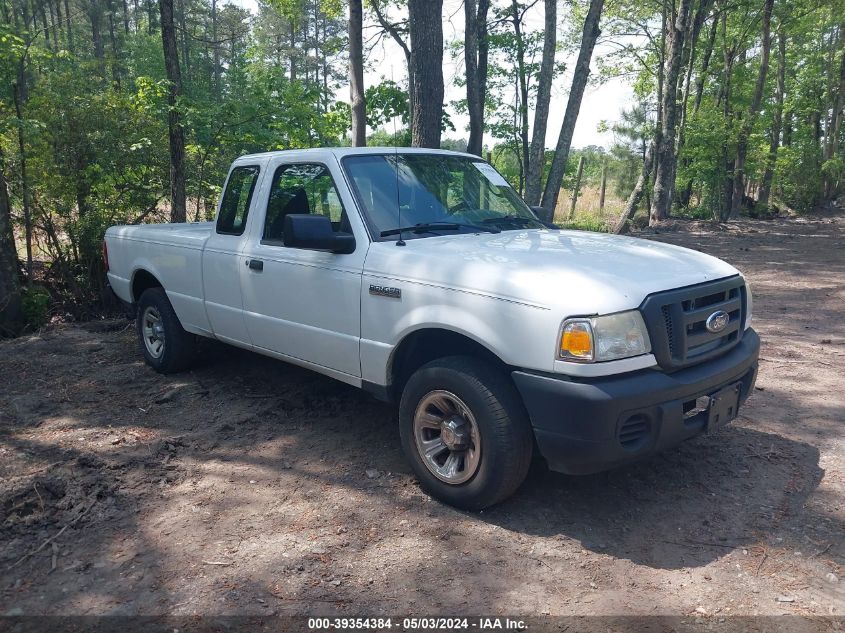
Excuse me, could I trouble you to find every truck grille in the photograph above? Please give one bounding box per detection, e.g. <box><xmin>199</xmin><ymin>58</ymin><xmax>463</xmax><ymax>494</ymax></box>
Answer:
<box><xmin>640</xmin><ymin>276</ymin><xmax>748</xmax><ymax>371</ymax></box>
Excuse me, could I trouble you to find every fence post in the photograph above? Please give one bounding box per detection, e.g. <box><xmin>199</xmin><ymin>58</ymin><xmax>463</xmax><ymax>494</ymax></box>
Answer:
<box><xmin>599</xmin><ymin>159</ymin><xmax>607</xmax><ymax>211</ymax></box>
<box><xmin>569</xmin><ymin>155</ymin><xmax>585</xmax><ymax>219</ymax></box>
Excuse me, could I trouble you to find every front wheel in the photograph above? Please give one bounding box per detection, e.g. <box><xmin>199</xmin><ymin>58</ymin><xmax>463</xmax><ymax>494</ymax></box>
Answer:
<box><xmin>399</xmin><ymin>356</ymin><xmax>534</xmax><ymax>510</ymax></box>
<box><xmin>136</xmin><ymin>287</ymin><xmax>196</xmax><ymax>374</ymax></box>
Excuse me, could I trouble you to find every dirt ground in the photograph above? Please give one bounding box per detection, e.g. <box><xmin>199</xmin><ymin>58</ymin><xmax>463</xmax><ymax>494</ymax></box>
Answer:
<box><xmin>1</xmin><ymin>210</ymin><xmax>843</xmax><ymax>620</ymax></box>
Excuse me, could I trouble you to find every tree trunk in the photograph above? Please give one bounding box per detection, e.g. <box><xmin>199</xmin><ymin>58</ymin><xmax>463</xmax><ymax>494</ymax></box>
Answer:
<box><xmin>465</xmin><ymin>0</ymin><xmax>490</xmax><ymax>156</ymax></box>
<box><xmin>615</xmin><ymin>140</ymin><xmax>656</xmax><ymax>234</ymax></box>
<box><xmin>349</xmin><ymin>0</ymin><xmax>366</xmax><ymax>147</ymax></box>
<box><xmin>289</xmin><ymin>19</ymin><xmax>297</xmax><ymax>81</ymax></box>
<box><xmin>89</xmin><ymin>0</ymin><xmax>107</xmax><ymax>78</ymax></box>
<box><xmin>12</xmin><ymin>79</ymin><xmax>33</xmax><ymax>280</ymax></box>
<box><xmin>823</xmin><ymin>25</ymin><xmax>845</xmax><ymax>198</ymax></box>
<box><xmin>408</xmin><ymin>0</ymin><xmax>443</xmax><ymax>148</ymax></box>
<box><xmin>159</xmin><ymin>0</ymin><xmax>186</xmax><ymax>223</ymax></box>
<box><xmin>510</xmin><ymin>1</ymin><xmax>530</xmax><ymax>182</ymax></box>
<box><xmin>476</xmin><ymin>1</ymin><xmax>488</xmax><ymax>149</ymax></box>
<box><xmin>693</xmin><ymin>10</ymin><xmax>718</xmax><ymax>115</ymax></box>
<box><xmin>676</xmin><ymin>0</ymin><xmax>713</xmax><ymax>162</ymax></box>
<box><xmin>653</xmin><ymin>0</ymin><xmax>667</xmax><ymax>189</ymax></box>
<box><xmin>538</xmin><ymin>0</ymin><xmax>604</xmax><ymax>221</ymax></box>
<box><xmin>54</xmin><ymin>0</ymin><xmax>64</xmax><ymax>46</ymax></box>
<box><xmin>372</xmin><ymin>0</ymin><xmax>415</xmax><ymax>122</ymax></box>
<box><xmin>122</xmin><ymin>0</ymin><xmax>130</xmax><ymax>34</ymax></box>
<box><xmin>678</xmin><ymin>10</ymin><xmax>718</xmax><ymax>206</ymax></box>
<box><xmin>524</xmin><ymin>0</ymin><xmax>556</xmax><ymax>205</ymax></box>
<box><xmin>38</xmin><ymin>0</ymin><xmax>52</xmax><ymax>49</ymax></box>
<box><xmin>21</xmin><ymin>0</ymin><xmax>30</xmax><ymax>30</ymax></box>
<box><xmin>64</xmin><ymin>0</ymin><xmax>74</xmax><ymax>52</ymax></box>
<box><xmin>728</xmin><ymin>0</ymin><xmax>773</xmax><ymax>220</ymax></box>
<box><xmin>211</xmin><ymin>0</ymin><xmax>220</xmax><ymax>100</ymax></box>
<box><xmin>649</xmin><ymin>0</ymin><xmax>694</xmax><ymax>224</ymax></box>
<box><xmin>718</xmin><ymin>8</ymin><xmax>734</xmax><ymax>218</ymax></box>
<box><xmin>321</xmin><ymin>11</ymin><xmax>330</xmax><ymax>113</ymax></box>
<box><xmin>107</xmin><ymin>0</ymin><xmax>121</xmax><ymax>88</ymax></box>
<box><xmin>147</xmin><ymin>0</ymin><xmax>156</xmax><ymax>34</ymax></box>
<box><xmin>0</xmin><ymin>147</ymin><xmax>22</xmax><ymax>337</ymax></box>
<box><xmin>48</xmin><ymin>0</ymin><xmax>59</xmax><ymax>50</ymax></box>
<box><xmin>758</xmin><ymin>29</ymin><xmax>785</xmax><ymax>209</ymax></box>
<box><xmin>177</xmin><ymin>0</ymin><xmax>190</xmax><ymax>83</ymax></box>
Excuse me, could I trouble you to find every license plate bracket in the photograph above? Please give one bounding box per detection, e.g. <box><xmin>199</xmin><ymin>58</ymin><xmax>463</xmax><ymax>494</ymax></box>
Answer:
<box><xmin>706</xmin><ymin>382</ymin><xmax>742</xmax><ymax>434</ymax></box>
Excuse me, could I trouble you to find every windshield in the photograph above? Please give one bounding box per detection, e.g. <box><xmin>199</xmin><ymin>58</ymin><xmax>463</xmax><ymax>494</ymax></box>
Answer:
<box><xmin>342</xmin><ymin>153</ymin><xmax>544</xmax><ymax>240</ymax></box>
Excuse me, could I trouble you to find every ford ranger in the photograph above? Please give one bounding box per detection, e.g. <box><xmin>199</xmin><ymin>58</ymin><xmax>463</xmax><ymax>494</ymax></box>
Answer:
<box><xmin>104</xmin><ymin>148</ymin><xmax>759</xmax><ymax>509</ymax></box>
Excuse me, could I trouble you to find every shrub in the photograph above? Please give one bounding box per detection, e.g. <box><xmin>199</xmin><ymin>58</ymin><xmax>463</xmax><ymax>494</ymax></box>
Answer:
<box><xmin>21</xmin><ymin>286</ymin><xmax>51</xmax><ymax>330</ymax></box>
<box><xmin>558</xmin><ymin>213</ymin><xmax>612</xmax><ymax>233</ymax></box>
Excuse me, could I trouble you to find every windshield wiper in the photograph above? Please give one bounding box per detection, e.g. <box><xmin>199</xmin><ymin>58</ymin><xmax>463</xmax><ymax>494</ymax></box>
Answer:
<box><xmin>481</xmin><ymin>215</ymin><xmax>538</xmax><ymax>227</ymax></box>
<box><xmin>380</xmin><ymin>222</ymin><xmax>500</xmax><ymax>237</ymax></box>
<box><xmin>482</xmin><ymin>215</ymin><xmax>559</xmax><ymax>230</ymax></box>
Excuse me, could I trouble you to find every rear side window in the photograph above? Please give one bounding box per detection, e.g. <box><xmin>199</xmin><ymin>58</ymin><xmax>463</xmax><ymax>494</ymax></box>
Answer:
<box><xmin>216</xmin><ymin>165</ymin><xmax>260</xmax><ymax>235</ymax></box>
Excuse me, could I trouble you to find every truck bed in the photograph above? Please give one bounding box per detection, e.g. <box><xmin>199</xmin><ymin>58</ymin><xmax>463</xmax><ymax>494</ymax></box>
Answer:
<box><xmin>107</xmin><ymin>221</ymin><xmax>214</xmax><ymax>249</ymax></box>
<box><xmin>105</xmin><ymin>222</ymin><xmax>216</xmax><ymax>337</ymax></box>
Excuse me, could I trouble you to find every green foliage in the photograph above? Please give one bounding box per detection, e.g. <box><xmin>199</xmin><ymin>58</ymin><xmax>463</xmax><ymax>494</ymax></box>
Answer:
<box><xmin>459</xmin><ymin>1</ymin><xmax>565</xmax><ymax>192</ymax></box>
<box><xmin>0</xmin><ymin>0</ymin><xmax>842</xmax><ymax>332</ymax></box>
<box><xmin>21</xmin><ymin>285</ymin><xmax>50</xmax><ymax>329</ymax></box>
<box><xmin>366</xmin><ymin>80</ymin><xmax>409</xmax><ymax>128</ymax></box>
<box><xmin>558</xmin><ymin>213</ymin><xmax>611</xmax><ymax>233</ymax></box>
<box><xmin>602</xmin><ymin>0</ymin><xmax>845</xmax><ymax>221</ymax></box>
<box><xmin>368</xmin><ymin>127</ymin><xmax>411</xmax><ymax>147</ymax></box>
<box><xmin>0</xmin><ymin>0</ymin><xmax>352</xmax><ymax>314</ymax></box>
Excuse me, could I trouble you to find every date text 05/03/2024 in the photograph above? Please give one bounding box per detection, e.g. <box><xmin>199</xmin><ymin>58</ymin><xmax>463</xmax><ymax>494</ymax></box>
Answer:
<box><xmin>307</xmin><ymin>617</ymin><xmax>528</xmax><ymax>630</ymax></box>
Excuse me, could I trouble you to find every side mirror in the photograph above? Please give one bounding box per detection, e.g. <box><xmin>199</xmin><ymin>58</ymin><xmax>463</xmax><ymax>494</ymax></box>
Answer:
<box><xmin>528</xmin><ymin>205</ymin><xmax>560</xmax><ymax>229</ymax></box>
<box><xmin>283</xmin><ymin>214</ymin><xmax>355</xmax><ymax>254</ymax></box>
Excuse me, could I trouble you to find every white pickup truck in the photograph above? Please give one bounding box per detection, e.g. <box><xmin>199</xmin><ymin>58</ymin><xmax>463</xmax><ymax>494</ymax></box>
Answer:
<box><xmin>105</xmin><ymin>148</ymin><xmax>759</xmax><ymax>509</ymax></box>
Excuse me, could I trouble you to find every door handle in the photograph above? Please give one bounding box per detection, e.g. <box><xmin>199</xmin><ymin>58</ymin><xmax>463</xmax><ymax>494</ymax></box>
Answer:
<box><xmin>247</xmin><ymin>259</ymin><xmax>264</xmax><ymax>272</ymax></box>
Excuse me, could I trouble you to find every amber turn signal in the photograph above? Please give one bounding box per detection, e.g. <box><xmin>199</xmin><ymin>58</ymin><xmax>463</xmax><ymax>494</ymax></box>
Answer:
<box><xmin>559</xmin><ymin>321</ymin><xmax>594</xmax><ymax>361</ymax></box>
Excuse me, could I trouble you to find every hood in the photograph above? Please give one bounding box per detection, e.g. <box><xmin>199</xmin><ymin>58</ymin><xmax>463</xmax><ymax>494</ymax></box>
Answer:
<box><xmin>364</xmin><ymin>229</ymin><xmax>740</xmax><ymax>315</ymax></box>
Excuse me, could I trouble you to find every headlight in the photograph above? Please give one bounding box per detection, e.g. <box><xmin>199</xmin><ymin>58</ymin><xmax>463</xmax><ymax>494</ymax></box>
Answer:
<box><xmin>744</xmin><ymin>281</ymin><xmax>753</xmax><ymax>330</ymax></box>
<box><xmin>559</xmin><ymin>310</ymin><xmax>652</xmax><ymax>362</ymax></box>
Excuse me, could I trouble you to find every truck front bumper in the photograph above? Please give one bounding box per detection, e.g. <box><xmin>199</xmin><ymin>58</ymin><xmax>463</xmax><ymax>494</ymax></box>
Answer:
<box><xmin>512</xmin><ymin>328</ymin><xmax>760</xmax><ymax>475</ymax></box>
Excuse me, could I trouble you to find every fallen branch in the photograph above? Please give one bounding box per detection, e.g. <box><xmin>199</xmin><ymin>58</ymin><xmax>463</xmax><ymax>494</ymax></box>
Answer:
<box><xmin>663</xmin><ymin>539</ymin><xmax>741</xmax><ymax>549</ymax></box>
<box><xmin>809</xmin><ymin>542</ymin><xmax>832</xmax><ymax>559</ymax></box>
<box><xmin>202</xmin><ymin>560</ymin><xmax>234</xmax><ymax>566</ymax></box>
<box><xmin>760</xmin><ymin>357</ymin><xmax>833</xmax><ymax>367</ymax></box>
<box><xmin>531</xmin><ymin>556</ymin><xmax>570</xmax><ymax>602</ymax></box>
<box><xmin>755</xmin><ymin>550</ymin><xmax>768</xmax><ymax>576</ymax></box>
<box><xmin>9</xmin><ymin>498</ymin><xmax>97</xmax><ymax>570</ymax></box>
<box><xmin>269</xmin><ymin>592</ymin><xmax>351</xmax><ymax>604</ymax></box>
<box><xmin>34</xmin><ymin>483</ymin><xmax>44</xmax><ymax>512</ymax></box>
<box><xmin>50</xmin><ymin>542</ymin><xmax>58</xmax><ymax>573</ymax></box>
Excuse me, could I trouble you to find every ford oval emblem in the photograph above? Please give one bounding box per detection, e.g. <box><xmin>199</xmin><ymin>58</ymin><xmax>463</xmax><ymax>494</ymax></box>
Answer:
<box><xmin>706</xmin><ymin>310</ymin><xmax>730</xmax><ymax>333</ymax></box>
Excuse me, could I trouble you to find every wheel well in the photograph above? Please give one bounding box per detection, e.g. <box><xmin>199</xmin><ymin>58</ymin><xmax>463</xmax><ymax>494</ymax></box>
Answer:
<box><xmin>388</xmin><ymin>329</ymin><xmax>509</xmax><ymax>401</ymax></box>
<box><xmin>131</xmin><ymin>269</ymin><xmax>163</xmax><ymax>303</ymax></box>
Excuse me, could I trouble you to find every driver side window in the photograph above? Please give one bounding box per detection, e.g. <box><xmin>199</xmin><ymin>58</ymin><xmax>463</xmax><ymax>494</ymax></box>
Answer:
<box><xmin>262</xmin><ymin>163</ymin><xmax>348</xmax><ymax>244</ymax></box>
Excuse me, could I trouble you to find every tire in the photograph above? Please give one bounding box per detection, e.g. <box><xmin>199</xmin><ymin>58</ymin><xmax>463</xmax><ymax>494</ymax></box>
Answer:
<box><xmin>136</xmin><ymin>287</ymin><xmax>196</xmax><ymax>374</ymax></box>
<box><xmin>399</xmin><ymin>356</ymin><xmax>534</xmax><ymax>510</ymax></box>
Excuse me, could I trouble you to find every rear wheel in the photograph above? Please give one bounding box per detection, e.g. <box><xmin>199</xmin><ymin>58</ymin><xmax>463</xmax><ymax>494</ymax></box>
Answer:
<box><xmin>136</xmin><ymin>288</ymin><xmax>196</xmax><ymax>374</ymax></box>
<box><xmin>399</xmin><ymin>356</ymin><xmax>533</xmax><ymax>510</ymax></box>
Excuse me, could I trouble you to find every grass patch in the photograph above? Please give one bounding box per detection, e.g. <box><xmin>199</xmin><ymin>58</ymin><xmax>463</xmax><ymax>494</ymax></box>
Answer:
<box><xmin>557</xmin><ymin>214</ymin><xmax>612</xmax><ymax>232</ymax></box>
<box><xmin>552</xmin><ymin>185</ymin><xmax>623</xmax><ymax>232</ymax></box>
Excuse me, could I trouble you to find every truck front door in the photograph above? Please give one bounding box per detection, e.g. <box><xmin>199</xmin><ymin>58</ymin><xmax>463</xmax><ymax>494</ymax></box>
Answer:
<box><xmin>202</xmin><ymin>162</ymin><xmax>263</xmax><ymax>345</ymax></box>
<box><xmin>238</xmin><ymin>159</ymin><xmax>365</xmax><ymax>380</ymax></box>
